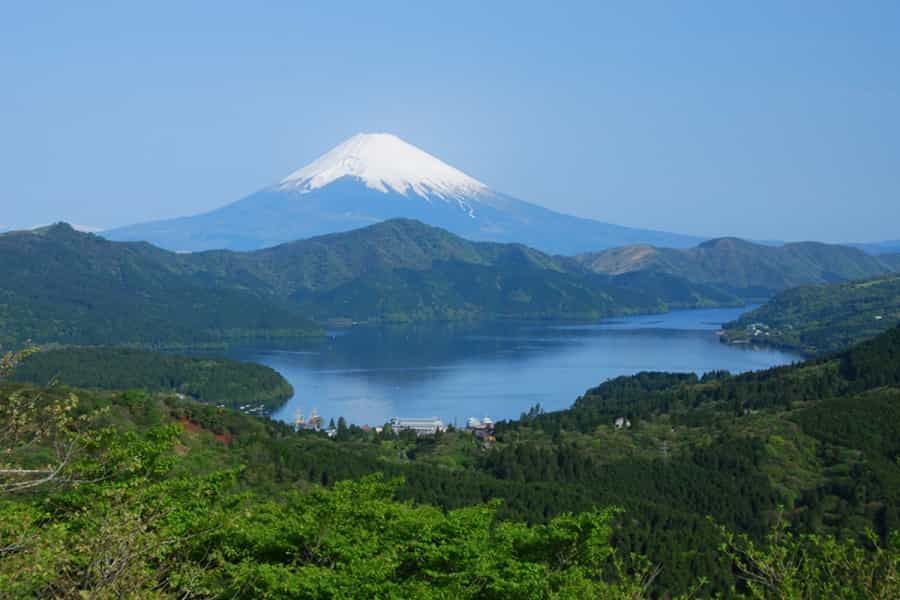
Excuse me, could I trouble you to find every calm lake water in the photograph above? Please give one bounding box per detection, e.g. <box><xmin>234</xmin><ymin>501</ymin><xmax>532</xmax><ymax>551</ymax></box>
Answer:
<box><xmin>226</xmin><ymin>306</ymin><xmax>800</xmax><ymax>427</ymax></box>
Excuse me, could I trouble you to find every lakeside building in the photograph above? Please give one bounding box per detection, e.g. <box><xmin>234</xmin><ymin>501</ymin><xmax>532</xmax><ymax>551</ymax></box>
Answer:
<box><xmin>390</xmin><ymin>417</ymin><xmax>445</xmax><ymax>436</ymax></box>
<box><xmin>614</xmin><ymin>416</ymin><xmax>632</xmax><ymax>430</ymax></box>
<box><xmin>294</xmin><ymin>408</ymin><xmax>323</xmax><ymax>432</ymax></box>
<box><xmin>466</xmin><ymin>416</ymin><xmax>494</xmax><ymax>430</ymax></box>
<box><xmin>466</xmin><ymin>416</ymin><xmax>496</xmax><ymax>444</ymax></box>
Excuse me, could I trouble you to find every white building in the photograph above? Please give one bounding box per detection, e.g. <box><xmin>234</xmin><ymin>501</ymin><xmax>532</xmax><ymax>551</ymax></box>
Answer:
<box><xmin>390</xmin><ymin>417</ymin><xmax>445</xmax><ymax>436</ymax></box>
<box><xmin>614</xmin><ymin>417</ymin><xmax>632</xmax><ymax>430</ymax></box>
<box><xmin>466</xmin><ymin>416</ymin><xmax>494</xmax><ymax>430</ymax></box>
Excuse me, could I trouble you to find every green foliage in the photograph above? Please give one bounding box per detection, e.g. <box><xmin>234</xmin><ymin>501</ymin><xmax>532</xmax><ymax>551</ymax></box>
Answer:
<box><xmin>722</xmin><ymin>275</ymin><xmax>900</xmax><ymax>355</ymax></box>
<box><xmin>0</xmin><ymin>224</ymin><xmax>320</xmax><ymax>347</ymax></box>
<box><xmin>718</xmin><ymin>513</ymin><xmax>900</xmax><ymax>598</ymax></box>
<box><xmin>483</xmin><ymin>327</ymin><xmax>900</xmax><ymax>591</ymax></box>
<box><xmin>0</xmin><ymin>379</ymin><xmax>652</xmax><ymax>597</ymax></box>
<box><xmin>203</xmin><ymin>477</ymin><xmax>648</xmax><ymax>599</ymax></box>
<box><xmin>0</xmin><ymin>345</ymin><xmax>37</xmax><ymax>379</ymax></box>
<box><xmin>12</xmin><ymin>347</ymin><xmax>293</xmax><ymax>410</ymax></box>
<box><xmin>3</xmin><ymin>326</ymin><xmax>900</xmax><ymax>597</ymax></box>
<box><xmin>1</xmin><ymin>376</ymin><xmax>898</xmax><ymax>598</ymax></box>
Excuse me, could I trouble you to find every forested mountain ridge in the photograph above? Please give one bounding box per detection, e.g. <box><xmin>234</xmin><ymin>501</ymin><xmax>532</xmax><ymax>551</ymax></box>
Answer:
<box><xmin>0</xmin><ymin>223</ymin><xmax>321</xmax><ymax>347</ymax></box>
<box><xmin>576</xmin><ymin>236</ymin><xmax>897</xmax><ymax>297</ymax></box>
<box><xmin>242</xmin><ymin>220</ymin><xmax>739</xmax><ymax>322</ymax></box>
<box><xmin>721</xmin><ymin>274</ymin><xmax>900</xmax><ymax>355</ymax></box>
<box><xmin>182</xmin><ymin>218</ymin><xmax>589</xmax><ymax>300</ymax></box>
<box><xmin>11</xmin><ymin>347</ymin><xmax>293</xmax><ymax>411</ymax></box>
<box><xmin>11</xmin><ymin>220</ymin><xmax>893</xmax><ymax>349</ymax></box>
<box><xmin>0</xmin><ymin>220</ymin><xmax>741</xmax><ymax>346</ymax></box>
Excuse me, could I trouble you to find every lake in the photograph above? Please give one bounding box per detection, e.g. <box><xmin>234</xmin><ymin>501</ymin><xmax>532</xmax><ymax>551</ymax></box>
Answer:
<box><xmin>226</xmin><ymin>306</ymin><xmax>800</xmax><ymax>427</ymax></box>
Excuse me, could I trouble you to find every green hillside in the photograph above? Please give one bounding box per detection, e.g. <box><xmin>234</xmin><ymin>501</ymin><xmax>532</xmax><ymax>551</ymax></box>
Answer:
<box><xmin>188</xmin><ymin>219</ymin><xmax>742</xmax><ymax>320</ymax></box>
<box><xmin>0</xmin><ymin>224</ymin><xmax>320</xmax><ymax>347</ymax></box>
<box><xmin>20</xmin><ymin>219</ymin><xmax>890</xmax><ymax>350</ymax></box>
<box><xmin>11</xmin><ymin>347</ymin><xmax>293</xmax><ymax>411</ymax></box>
<box><xmin>0</xmin><ymin>220</ymin><xmax>741</xmax><ymax>346</ymax></box>
<box><xmin>484</xmin><ymin>325</ymin><xmax>900</xmax><ymax>592</ymax></box>
<box><xmin>576</xmin><ymin>237</ymin><xmax>896</xmax><ymax>297</ymax></box>
<box><xmin>721</xmin><ymin>274</ymin><xmax>900</xmax><ymax>355</ymax></box>
<box><xmin>2</xmin><ymin>328</ymin><xmax>899</xmax><ymax>596</ymax></box>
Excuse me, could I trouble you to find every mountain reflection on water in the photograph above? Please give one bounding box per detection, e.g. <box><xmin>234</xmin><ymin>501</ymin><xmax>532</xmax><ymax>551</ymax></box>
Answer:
<box><xmin>224</xmin><ymin>306</ymin><xmax>799</xmax><ymax>427</ymax></box>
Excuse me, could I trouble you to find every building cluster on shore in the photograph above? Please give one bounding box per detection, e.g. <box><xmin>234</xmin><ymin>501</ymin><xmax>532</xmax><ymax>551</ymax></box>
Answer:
<box><xmin>293</xmin><ymin>410</ymin><xmax>501</xmax><ymax>441</ymax></box>
<box><xmin>295</xmin><ymin>409</ymin><xmax>324</xmax><ymax>432</ymax></box>
<box><xmin>385</xmin><ymin>415</ymin><xmax>497</xmax><ymax>439</ymax></box>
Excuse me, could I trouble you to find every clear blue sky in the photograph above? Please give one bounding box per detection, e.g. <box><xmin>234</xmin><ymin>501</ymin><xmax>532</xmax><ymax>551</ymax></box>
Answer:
<box><xmin>2</xmin><ymin>1</ymin><xmax>898</xmax><ymax>242</ymax></box>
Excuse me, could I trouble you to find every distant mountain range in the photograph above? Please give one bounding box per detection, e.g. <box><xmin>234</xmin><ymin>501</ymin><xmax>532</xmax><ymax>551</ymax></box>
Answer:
<box><xmin>575</xmin><ymin>237</ymin><xmax>899</xmax><ymax>298</ymax></box>
<box><xmin>0</xmin><ymin>220</ymin><xmax>739</xmax><ymax>347</ymax></box>
<box><xmin>5</xmin><ymin>218</ymin><xmax>898</xmax><ymax>348</ymax></box>
<box><xmin>104</xmin><ymin>133</ymin><xmax>703</xmax><ymax>254</ymax></box>
<box><xmin>200</xmin><ymin>218</ymin><xmax>738</xmax><ymax>322</ymax></box>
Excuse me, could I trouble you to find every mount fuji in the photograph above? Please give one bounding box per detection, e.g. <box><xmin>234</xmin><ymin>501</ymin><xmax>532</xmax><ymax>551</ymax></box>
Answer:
<box><xmin>104</xmin><ymin>133</ymin><xmax>704</xmax><ymax>254</ymax></box>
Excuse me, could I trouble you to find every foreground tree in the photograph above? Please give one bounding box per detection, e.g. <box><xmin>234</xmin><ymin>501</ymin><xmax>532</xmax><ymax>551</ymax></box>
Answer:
<box><xmin>0</xmin><ymin>345</ymin><xmax>83</xmax><ymax>492</ymax></box>
<box><xmin>719</xmin><ymin>512</ymin><xmax>900</xmax><ymax>599</ymax></box>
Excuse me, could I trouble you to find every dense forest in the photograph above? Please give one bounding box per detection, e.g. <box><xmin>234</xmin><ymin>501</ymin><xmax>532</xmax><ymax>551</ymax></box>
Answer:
<box><xmin>6</xmin><ymin>221</ymin><xmax>899</xmax><ymax>348</ymax></box>
<box><xmin>2</xmin><ymin>327</ymin><xmax>900</xmax><ymax>596</ymax></box>
<box><xmin>722</xmin><ymin>274</ymin><xmax>900</xmax><ymax>355</ymax></box>
<box><xmin>0</xmin><ymin>221</ymin><xmax>745</xmax><ymax>347</ymax></box>
<box><xmin>11</xmin><ymin>347</ymin><xmax>293</xmax><ymax>411</ymax></box>
<box><xmin>0</xmin><ymin>224</ymin><xmax>320</xmax><ymax>347</ymax></box>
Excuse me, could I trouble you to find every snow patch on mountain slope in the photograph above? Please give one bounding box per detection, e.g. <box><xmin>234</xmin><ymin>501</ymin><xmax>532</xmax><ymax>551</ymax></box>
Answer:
<box><xmin>278</xmin><ymin>133</ymin><xmax>489</xmax><ymax>214</ymax></box>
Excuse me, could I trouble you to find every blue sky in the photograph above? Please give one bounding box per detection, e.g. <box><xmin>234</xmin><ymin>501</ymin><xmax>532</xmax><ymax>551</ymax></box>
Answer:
<box><xmin>1</xmin><ymin>1</ymin><xmax>898</xmax><ymax>242</ymax></box>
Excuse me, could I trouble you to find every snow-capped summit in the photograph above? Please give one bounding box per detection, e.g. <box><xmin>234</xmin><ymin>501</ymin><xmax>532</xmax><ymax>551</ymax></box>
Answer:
<box><xmin>104</xmin><ymin>133</ymin><xmax>704</xmax><ymax>253</ymax></box>
<box><xmin>278</xmin><ymin>133</ymin><xmax>489</xmax><ymax>201</ymax></box>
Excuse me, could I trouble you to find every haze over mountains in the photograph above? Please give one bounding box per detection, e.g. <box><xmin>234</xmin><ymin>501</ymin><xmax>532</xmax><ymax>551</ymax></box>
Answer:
<box><xmin>104</xmin><ymin>133</ymin><xmax>703</xmax><ymax>254</ymax></box>
<box><xmin>576</xmin><ymin>237</ymin><xmax>899</xmax><ymax>297</ymax></box>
